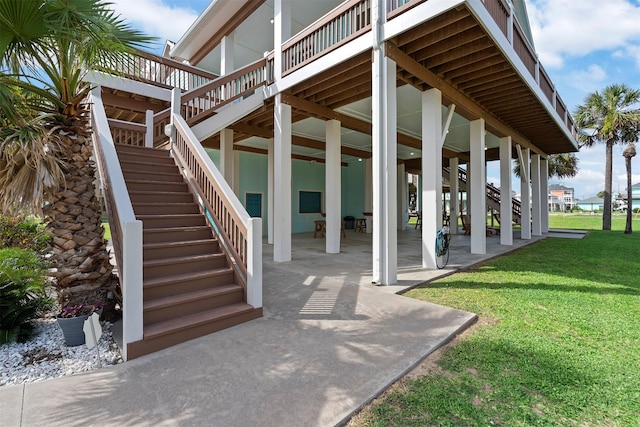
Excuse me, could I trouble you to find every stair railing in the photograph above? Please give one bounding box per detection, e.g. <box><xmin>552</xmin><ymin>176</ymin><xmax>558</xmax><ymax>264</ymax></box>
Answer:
<box><xmin>167</xmin><ymin>96</ymin><xmax>262</xmax><ymax>309</ymax></box>
<box><xmin>89</xmin><ymin>88</ymin><xmax>144</xmax><ymax>362</ymax></box>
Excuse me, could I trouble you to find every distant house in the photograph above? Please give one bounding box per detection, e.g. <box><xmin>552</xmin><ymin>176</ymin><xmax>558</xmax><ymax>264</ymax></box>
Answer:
<box><xmin>576</xmin><ymin>197</ymin><xmax>604</xmax><ymax>211</ymax></box>
<box><xmin>548</xmin><ymin>184</ymin><xmax>575</xmax><ymax>210</ymax></box>
<box><xmin>631</xmin><ymin>183</ymin><xmax>640</xmax><ymax>211</ymax></box>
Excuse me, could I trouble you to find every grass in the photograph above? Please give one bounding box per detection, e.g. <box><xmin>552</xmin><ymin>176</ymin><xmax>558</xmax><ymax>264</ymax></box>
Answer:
<box><xmin>350</xmin><ymin>215</ymin><xmax>640</xmax><ymax>426</ymax></box>
<box><xmin>102</xmin><ymin>222</ymin><xmax>111</xmax><ymax>240</ymax></box>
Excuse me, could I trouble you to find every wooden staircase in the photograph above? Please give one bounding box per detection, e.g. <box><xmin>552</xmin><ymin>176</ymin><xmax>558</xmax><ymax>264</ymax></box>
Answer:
<box><xmin>115</xmin><ymin>144</ymin><xmax>262</xmax><ymax>359</ymax></box>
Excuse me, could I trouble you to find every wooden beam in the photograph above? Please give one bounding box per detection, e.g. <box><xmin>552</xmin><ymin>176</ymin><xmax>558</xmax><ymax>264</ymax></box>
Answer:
<box><xmin>384</xmin><ymin>41</ymin><xmax>541</xmax><ymax>155</ymax></box>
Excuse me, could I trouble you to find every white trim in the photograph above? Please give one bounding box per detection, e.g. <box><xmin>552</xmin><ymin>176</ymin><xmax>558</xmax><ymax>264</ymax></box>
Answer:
<box><xmin>86</xmin><ymin>71</ymin><xmax>172</xmax><ymax>101</ymax></box>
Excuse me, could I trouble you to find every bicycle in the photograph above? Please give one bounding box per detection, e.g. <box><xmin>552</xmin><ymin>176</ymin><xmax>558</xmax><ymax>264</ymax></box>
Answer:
<box><xmin>435</xmin><ymin>226</ymin><xmax>451</xmax><ymax>269</ymax></box>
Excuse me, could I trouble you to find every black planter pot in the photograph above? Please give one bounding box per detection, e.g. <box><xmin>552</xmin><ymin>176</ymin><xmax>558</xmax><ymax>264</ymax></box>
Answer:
<box><xmin>56</xmin><ymin>314</ymin><xmax>90</xmax><ymax>346</ymax></box>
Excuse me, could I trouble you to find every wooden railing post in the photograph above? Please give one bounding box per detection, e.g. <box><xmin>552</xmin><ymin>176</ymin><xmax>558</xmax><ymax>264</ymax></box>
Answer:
<box><xmin>507</xmin><ymin>1</ymin><xmax>514</xmax><ymax>44</ymax></box>
<box><xmin>145</xmin><ymin>109</ymin><xmax>154</xmax><ymax>147</ymax></box>
<box><xmin>246</xmin><ymin>218</ymin><xmax>263</xmax><ymax>308</ymax></box>
<box><xmin>169</xmin><ymin>87</ymin><xmax>181</xmax><ymax>143</ymax></box>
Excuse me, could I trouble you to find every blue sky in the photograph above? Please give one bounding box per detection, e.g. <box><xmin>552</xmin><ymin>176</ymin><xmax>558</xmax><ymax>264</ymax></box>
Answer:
<box><xmin>110</xmin><ymin>0</ymin><xmax>640</xmax><ymax>200</ymax></box>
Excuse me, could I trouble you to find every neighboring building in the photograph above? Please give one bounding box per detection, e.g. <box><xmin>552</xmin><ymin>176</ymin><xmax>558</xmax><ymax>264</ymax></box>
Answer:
<box><xmin>548</xmin><ymin>184</ymin><xmax>575</xmax><ymax>210</ymax></box>
<box><xmin>630</xmin><ymin>183</ymin><xmax>640</xmax><ymax>211</ymax></box>
<box><xmin>89</xmin><ymin>0</ymin><xmax>580</xmax><ymax>358</ymax></box>
<box><xmin>576</xmin><ymin>197</ymin><xmax>604</xmax><ymax>211</ymax></box>
<box><xmin>548</xmin><ymin>193</ymin><xmax>564</xmax><ymax>212</ymax></box>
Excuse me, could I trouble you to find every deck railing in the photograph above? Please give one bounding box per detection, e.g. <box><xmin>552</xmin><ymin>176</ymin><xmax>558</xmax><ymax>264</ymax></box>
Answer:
<box><xmin>480</xmin><ymin>0</ymin><xmax>577</xmax><ymax>139</ymax></box>
<box><xmin>282</xmin><ymin>0</ymin><xmax>371</xmax><ymax>76</ymax></box>
<box><xmin>97</xmin><ymin>50</ymin><xmax>218</xmax><ymax>91</ymax></box>
<box><xmin>108</xmin><ymin>119</ymin><xmax>146</xmax><ymax>147</ymax></box>
<box><xmin>89</xmin><ymin>88</ymin><xmax>143</xmax><ymax>361</ymax></box>
<box><xmin>169</xmin><ymin>92</ymin><xmax>262</xmax><ymax>308</ymax></box>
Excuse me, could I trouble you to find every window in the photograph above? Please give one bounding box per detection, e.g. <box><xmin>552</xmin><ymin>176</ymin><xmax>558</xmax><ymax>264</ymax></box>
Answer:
<box><xmin>245</xmin><ymin>193</ymin><xmax>262</xmax><ymax>218</ymax></box>
<box><xmin>299</xmin><ymin>191</ymin><xmax>322</xmax><ymax>213</ymax></box>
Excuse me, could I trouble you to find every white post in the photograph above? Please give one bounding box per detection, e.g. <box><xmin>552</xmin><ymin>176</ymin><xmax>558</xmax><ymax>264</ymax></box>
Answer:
<box><xmin>364</xmin><ymin>158</ymin><xmax>373</xmax><ymax>233</ymax></box>
<box><xmin>449</xmin><ymin>157</ymin><xmax>459</xmax><ymax>234</ymax></box>
<box><xmin>371</xmin><ymin>0</ymin><xmax>397</xmax><ymax>285</ymax></box>
<box><xmin>233</xmin><ymin>151</ymin><xmax>240</xmax><ymax>195</ymax></box>
<box><xmin>273</xmin><ymin>0</ymin><xmax>291</xmax><ymax>81</ymax></box>
<box><xmin>541</xmin><ymin>158</ymin><xmax>549</xmax><ymax>233</ymax></box>
<box><xmin>499</xmin><ymin>136</ymin><xmax>513</xmax><ymax>245</ymax></box>
<box><xmin>470</xmin><ymin>119</ymin><xmax>486</xmax><ymax>254</ymax></box>
<box><xmin>220</xmin><ymin>34</ymin><xmax>234</xmax><ymax>75</ymax></box>
<box><xmin>273</xmin><ymin>94</ymin><xmax>292</xmax><ymax>262</ymax></box>
<box><xmin>267</xmin><ymin>138</ymin><xmax>274</xmax><ymax>244</ymax></box>
<box><xmin>121</xmin><ymin>221</ymin><xmax>143</xmax><ymax>361</ymax></box>
<box><xmin>169</xmin><ymin>87</ymin><xmax>181</xmax><ymax>143</ymax></box>
<box><xmin>326</xmin><ymin>119</ymin><xmax>341</xmax><ymax>254</ymax></box>
<box><xmin>531</xmin><ymin>154</ymin><xmax>542</xmax><ymax>236</ymax></box>
<box><xmin>397</xmin><ymin>163</ymin><xmax>407</xmax><ymax>230</ymax></box>
<box><xmin>220</xmin><ymin>128</ymin><xmax>235</xmax><ymax>188</ymax></box>
<box><xmin>145</xmin><ymin>109</ymin><xmax>154</xmax><ymax>148</ymax></box>
<box><xmin>517</xmin><ymin>145</ymin><xmax>531</xmax><ymax>239</ymax></box>
<box><xmin>421</xmin><ymin>88</ymin><xmax>442</xmax><ymax>269</ymax></box>
<box><xmin>246</xmin><ymin>218</ymin><xmax>263</xmax><ymax>308</ymax></box>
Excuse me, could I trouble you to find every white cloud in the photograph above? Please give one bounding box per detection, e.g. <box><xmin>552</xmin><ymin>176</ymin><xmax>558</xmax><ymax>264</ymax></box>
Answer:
<box><xmin>566</xmin><ymin>64</ymin><xmax>608</xmax><ymax>92</ymax></box>
<box><xmin>526</xmin><ymin>0</ymin><xmax>640</xmax><ymax>69</ymax></box>
<box><xmin>110</xmin><ymin>0</ymin><xmax>200</xmax><ymax>46</ymax></box>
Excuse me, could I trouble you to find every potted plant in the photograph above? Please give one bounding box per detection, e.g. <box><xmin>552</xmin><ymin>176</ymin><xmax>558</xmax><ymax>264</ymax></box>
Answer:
<box><xmin>56</xmin><ymin>302</ymin><xmax>103</xmax><ymax>346</ymax></box>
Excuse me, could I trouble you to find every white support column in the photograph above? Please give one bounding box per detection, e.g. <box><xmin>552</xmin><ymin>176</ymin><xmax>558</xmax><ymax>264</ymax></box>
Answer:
<box><xmin>364</xmin><ymin>158</ymin><xmax>373</xmax><ymax>234</ymax></box>
<box><xmin>470</xmin><ymin>119</ymin><xmax>486</xmax><ymax>254</ymax></box>
<box><xmin>220</xmin><ymin>128</ymin><xmax>235</xmax><ymax>189</ymax></box>
<box><xmin>397</xmin><ymin>163</ymin><xmax>407</xmax><ymax>230</ymax></box>
<box><xmin>220</xmin><ymin>34</ymin><xmax>234</xmax><ymax>75</ymax></box>
<box><xmin>326</xmin><ymin>119</ymin><xmax>341</xmax><ymax>254</ymax></box>
<box><xmin>145</xmin><ymin>110</ymin><xmax>154</xmax><ymax>148</ymax></box>
<box><xmin>267</xmin><ymin>138</ymin><xmax>274</xmax><ymax>244</ymax></box>
<box><xmin>421</xmin><ymin>88</ymin><xmax>442</xmax><ymax>269</ymax></box>
<box><xmin>517</xmin><ymin>145</ymin><xmax>531</xmax><ymax>239</ymax></box>
<box><xmin>499</xmin><ymin>136</ymin><xmax>513</xmax><ymax>245</ymax></box>
<box><xmin>273</xmin><ymin>94</ymin><xmax>292</xmax><ymax>261</ymax></box>
<box><xmin>531</xmin><ymin>154</ymin><xmax>542</xmax><ymax>236</ymax></box>
<box><xmin>541</xmin><ymin>158</ymin><xmax>549</xmax><ymax>233</ymax></box>
<box><xmin>371</xmin><ymin>42</ymin><xmax>397</xmax><ymax>284</ymax></box>
<box><xmin>273</xmin><ymin>0</ymin><xmax>291</xmax><ymax>81</ymax></box>
<box><xmin>449</xmin><ymin>157</ymin><xmax>459</xmax><ymax>235</ymax></box>
<box><xmin>233</xmin><ymin>151</ymin><xmax>240</xmax><ymax>195</ymax></box>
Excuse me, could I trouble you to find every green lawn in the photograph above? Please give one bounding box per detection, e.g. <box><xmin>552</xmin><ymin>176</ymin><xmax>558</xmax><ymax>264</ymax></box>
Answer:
<box><xmin>350</xmin><ymin>215</ymin><xmax>640</xmax><ymax>426</ymax></box>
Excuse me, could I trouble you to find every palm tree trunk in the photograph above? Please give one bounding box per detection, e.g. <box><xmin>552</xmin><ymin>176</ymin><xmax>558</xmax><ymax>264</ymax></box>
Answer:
<box><xmin>625</xmin><ymin>155</ymin><xmax>632</xmax><ymax>234</ymax></box>
<box><xmin>603</xmin><ymin>140</ymin><xmax>613</xmax><ymax>230</ymax></box>
<box><xmin>43</xmin><ymin>116</ymin><xmax>114</xmax><ymax>307</ymax></box>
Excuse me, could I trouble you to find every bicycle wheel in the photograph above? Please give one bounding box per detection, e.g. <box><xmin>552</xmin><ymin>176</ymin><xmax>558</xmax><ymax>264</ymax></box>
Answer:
<box><xmin>436</xmin><ymin>246</ymin><xmax>449</xmax><ymax>269</ymax></box>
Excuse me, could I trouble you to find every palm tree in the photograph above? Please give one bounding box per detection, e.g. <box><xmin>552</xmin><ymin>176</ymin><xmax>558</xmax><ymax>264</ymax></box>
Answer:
<box><xmin>623</xmin><ymin>143</ymin><xmax>636</xmax><ymax>234</ymax></box>
<box><xmin>0</xmin><ymin>0</ymin><xmax>153</xmax><ymax>307</ymax></box>
<box><xmin>513</xmin><ymin>152</ymin><xmax>579</xmax><ymax>179</ymax></box>
<box><xmin>574</xmin><ymin>84</ymin><xmax>640</xmax><ymax>230</ymax></box>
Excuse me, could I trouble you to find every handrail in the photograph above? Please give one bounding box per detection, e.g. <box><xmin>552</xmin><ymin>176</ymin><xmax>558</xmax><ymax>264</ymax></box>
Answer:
<box><xmin>96</xmin><ymin>49</ymin><xmax>218</xmax><ymax>91</ymax></box>
<box><xmin>387</xmin><ymin>0</ymin><xmax>428</xmax><ymax>19</ymax></box>
<box><xmin>167</xmin><ymin>57</ymin><xmax>269</xmax><ymax>127</ymax></box>
<box><xmin>282</xmin><ymin>0</ymin><xmax>371</xmax><ymax>76</ymax></box>
<box><xmin>170</xmin><ymin>109</ymin><xmax>262</xmax><ymax>308</ymax></box>
<box><xmin>444</xmin><ymin>166</ymin><xmax>521</xmax><ymax>218</ymax></box>
<box><xmin>89</xmin><ymin>88</ymin><xmax>143</xmax><ymax>361</ymax></box>
<box><xmin>108</xmin><ymin>118</ymin><xmax>146</xmax><ymax>147</ymax></box>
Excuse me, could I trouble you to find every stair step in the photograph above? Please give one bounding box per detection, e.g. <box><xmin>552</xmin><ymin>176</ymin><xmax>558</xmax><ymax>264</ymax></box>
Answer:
<box><xmin>143</xmin><ymin>239</ymin><xmax>220</xmax><ymax>260</ymax></box>
<box><xmin>144</xmin><ymin>253</ymin><xmax>227</xmax><ymax>279</ymax></box>
<box><xmin>143</xmin><ymin>284</ymin><xmax>244</xmax><ymax>325</ymax></box>
<box><xmin>120</xmin><ymin>160</ymin><xmax>179</xmax><ymax>173</ymax></box>
<box><xmin>130</xmin><ymin>191</ymin><xmax>194</xmax><ymax>203</ymax></box>
<box><xmin>126</xmin><ymin>179</ymin><xmax>189</xmax><ymax>193</ymax></box>
<box><xmin>133</xmin><ymin>202</ymin><xmax>200</xmax><ymax>215</ymax></box>
<box><xmin>143</xmin><ymin>225</ymin><xmax>213</xmax><ymax>243</ymax></box>
<box><xmin>115</xmin><ymin>144</ymin><xmax>171</xmax><ymax>158</ymax></box>
<box><xmin>138</xmin><ymin>214</ymin><xmax>205</xmax><ymax>229</ymax></box>
<box><xmin>123</xmin><ymin>170</ymin><xmax>185</xmax><ymax>183</ymax></box>
<box><xmin>144</xmin><ymin>268</ymin><xmax>236</xmax><ymax>299</ymax></box>
<box><xmin>144</xmin><ymin>302</ymin><xmax>257</xmax><ymax>340</ymax></box>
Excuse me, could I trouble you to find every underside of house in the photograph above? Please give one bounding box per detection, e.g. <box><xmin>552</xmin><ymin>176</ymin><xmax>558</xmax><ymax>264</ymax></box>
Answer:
<box><xmin>88</xmin><ymin>0</ymin><xmax>579</xmax><ymax>359</ymax></box>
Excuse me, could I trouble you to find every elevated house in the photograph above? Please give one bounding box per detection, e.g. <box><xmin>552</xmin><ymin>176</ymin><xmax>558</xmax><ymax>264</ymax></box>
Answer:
<box><xmin>88</xmin><ymin>0</ymin><xmax>579</xmax><ymax>359</ymax></box>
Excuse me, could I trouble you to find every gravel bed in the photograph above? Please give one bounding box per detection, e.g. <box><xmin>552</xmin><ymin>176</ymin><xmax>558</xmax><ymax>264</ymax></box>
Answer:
<box><xmin>0</xmin><ymin>313</ymin><xmax>123</xmax><ymax>387</ymax></box>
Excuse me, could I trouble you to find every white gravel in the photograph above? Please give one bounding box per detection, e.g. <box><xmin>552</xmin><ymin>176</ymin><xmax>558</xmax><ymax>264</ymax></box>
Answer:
<box><xmin>0</xmin><ymin>313</ymin><xmax>123</xmax><ymax>387</ymax></box>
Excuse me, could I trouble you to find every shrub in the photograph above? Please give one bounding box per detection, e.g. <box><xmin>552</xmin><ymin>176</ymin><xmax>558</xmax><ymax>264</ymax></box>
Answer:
<box><xmin>0</xmin><ymin>215</ymin><xmax>50</xmax><ymax>253</ymax></box>
<box><xmin>0</xmin><ymin>247</ymin><xmax>52</xmax><ymax>344</ymax></box>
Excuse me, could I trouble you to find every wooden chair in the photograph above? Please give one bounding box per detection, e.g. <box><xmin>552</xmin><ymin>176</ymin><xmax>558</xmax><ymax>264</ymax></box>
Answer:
<box><xmin>313</xmin><ymin>220</ymin><xmax>325</xmax><ymax>238</ymax></box>
<box><xmin>354</xmin><ymin>218</ymin><xmax>366</xmax><ymax>233</ymax></box>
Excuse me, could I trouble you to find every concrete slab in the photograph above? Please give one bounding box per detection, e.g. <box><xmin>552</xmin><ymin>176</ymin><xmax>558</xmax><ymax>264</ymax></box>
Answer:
<box><xmin>0</xmin><ymin>383</ymin><xmax>24</xmax><ymax>426</ymax></box>
<box><xmin>13</xmin><ymin>227</ymin><xmax>543</xmax><ymax>426</ymax></box>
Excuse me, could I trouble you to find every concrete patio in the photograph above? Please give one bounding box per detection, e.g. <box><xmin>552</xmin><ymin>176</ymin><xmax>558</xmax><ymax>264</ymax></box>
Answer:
<box><xmin>1</xmin><ymin>227</ymin><xmax>545</xmax><ymax>426</ymax></box>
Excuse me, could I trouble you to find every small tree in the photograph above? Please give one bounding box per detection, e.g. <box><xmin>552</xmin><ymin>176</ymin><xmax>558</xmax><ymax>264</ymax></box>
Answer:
<box><xmin>623</xmin><ymin>143</ymin><xmax>636</xmax><ymax>234</ymax></box>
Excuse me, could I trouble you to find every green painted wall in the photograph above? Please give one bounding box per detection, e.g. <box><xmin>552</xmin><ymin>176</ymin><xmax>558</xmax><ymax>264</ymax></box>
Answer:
<box><xmin>205</xmin><ymin>149</ymin><xmax>366</xmax><ymax>235</ymax></box>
